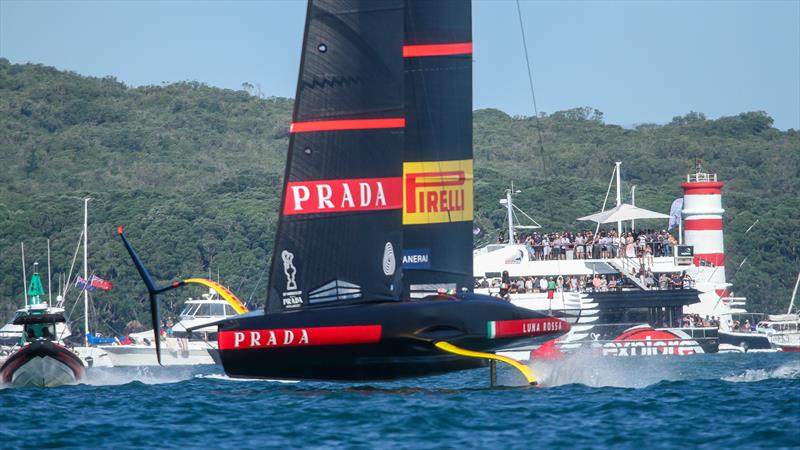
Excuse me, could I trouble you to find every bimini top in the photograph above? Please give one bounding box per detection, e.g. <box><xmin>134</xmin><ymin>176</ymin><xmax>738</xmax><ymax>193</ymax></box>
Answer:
<box><xmin>13</xmin><ymin>313</ymin><xmax>66</xmax><ymax>325</ymax></box>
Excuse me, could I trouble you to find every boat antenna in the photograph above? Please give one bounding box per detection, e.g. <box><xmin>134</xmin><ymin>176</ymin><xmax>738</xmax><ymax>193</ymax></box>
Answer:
<box><xmin>21</xmin><ymin>242</ymin><xmax>28</xmax><ymax>306</ymax></box>
<box><xmin>47</xmin><ymin>238</ymin><xmax>52</xmax><ymax>305</ymax></box>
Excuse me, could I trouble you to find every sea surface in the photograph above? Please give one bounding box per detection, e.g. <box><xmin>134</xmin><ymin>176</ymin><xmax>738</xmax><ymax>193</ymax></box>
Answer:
<box><xmin>1</xmin><ymin>352</ymin><xmax>798</xmax><ymax>449</ymax></box>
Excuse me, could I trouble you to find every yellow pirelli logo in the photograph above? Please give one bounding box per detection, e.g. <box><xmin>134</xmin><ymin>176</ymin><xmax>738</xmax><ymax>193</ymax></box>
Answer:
<box><xmin>402</xmin><ymin>159</ymin><xmax>473</xmax><ymax>225</ymax></box>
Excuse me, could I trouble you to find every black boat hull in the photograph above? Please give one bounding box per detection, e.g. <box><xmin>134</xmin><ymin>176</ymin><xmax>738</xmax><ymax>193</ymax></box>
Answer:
<box><xmin>218</xmin><ymin>294</ymin><xmax>569</xmax><ymax>381</ymax></box>
<box><xmin>1</xmin><ymin>340</ymin><xmax>85</xmax><ymax>387</ymax></box>
<box><xmin>719</xmin><ymin>330</ymin><xmax>772</xmax><ymax>352</ymax></box>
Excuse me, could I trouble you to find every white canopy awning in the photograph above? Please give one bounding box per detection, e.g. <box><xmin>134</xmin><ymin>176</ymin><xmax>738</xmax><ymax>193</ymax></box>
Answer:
<box><xmin>577</xmin><ymin>203</ymin><xmax>670</xmax><ymax>224</ymax></box>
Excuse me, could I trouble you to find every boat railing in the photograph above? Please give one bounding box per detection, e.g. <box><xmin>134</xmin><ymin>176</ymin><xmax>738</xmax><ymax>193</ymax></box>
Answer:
<box><xmin>680</xmin><ymin>326</ymin><xmax>718</xmax><ymax>339</ymax></box>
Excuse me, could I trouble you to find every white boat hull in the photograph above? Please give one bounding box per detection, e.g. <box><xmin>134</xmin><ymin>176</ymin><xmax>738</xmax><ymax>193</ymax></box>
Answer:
<box><xmin>73</xmin><ymin>346</ymin><xmax>115</xmax><ymax>368</ymax></box>
<box><xmin>101</xmin><ymin>343</ymin><xmax>216</xmax><ymax>366</ymax></box>
<box><xmin>11</xmin><ymin>355</ymin><xmax>79</xmax><ymax>387</ymax></box>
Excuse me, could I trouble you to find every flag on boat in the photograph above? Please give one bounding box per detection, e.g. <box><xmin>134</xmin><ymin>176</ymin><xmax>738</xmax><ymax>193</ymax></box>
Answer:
<box><xmin>74</xmin><ymin>276</ymin><xmax>96</xmax><ymax>292</ymax></box>
<box><xmin>90</xmin><ymin>275</ymin><xmax>113</xmax><ymax>291</ymax></box>
<box><xmin>668</xmin><ymin>198</ymin><xmax>683</xmax><ymax>230</ymax></box>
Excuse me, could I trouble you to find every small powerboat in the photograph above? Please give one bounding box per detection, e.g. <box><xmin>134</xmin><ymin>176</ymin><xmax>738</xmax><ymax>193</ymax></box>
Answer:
<box><xmin>0</xmin><ymin>308</ymin><xmax>85</xmax><ymax>387</ymax></box>
<box><xmin>1</xmin><ymin>267</ymin><xmax>85</xmax><ymax>387</ymax></box>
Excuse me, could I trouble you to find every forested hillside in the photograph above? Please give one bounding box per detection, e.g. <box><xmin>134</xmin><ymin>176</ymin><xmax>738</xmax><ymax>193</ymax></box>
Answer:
<box><xmin>1</xmin><ymin>59</ymin><xmax>798</xmax><ymax>334</ymax></box>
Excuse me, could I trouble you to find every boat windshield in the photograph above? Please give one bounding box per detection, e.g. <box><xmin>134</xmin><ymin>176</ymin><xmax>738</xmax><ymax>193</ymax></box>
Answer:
<box><xmin>180</xmin><ymin>303</ymin><xmax>233</xmax><ymax>318</ymax></box>
<box><xmin>23</xmin><ymin>322</ymin><xmax>56</xmax><ymax>341</ymax></box>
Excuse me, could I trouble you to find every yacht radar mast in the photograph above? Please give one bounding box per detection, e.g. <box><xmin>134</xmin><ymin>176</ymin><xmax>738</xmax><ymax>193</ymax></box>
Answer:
<box><xmin>500</xmin><ymin>182</ymin><xmax>541</xmax><ymax>244</ymax></box>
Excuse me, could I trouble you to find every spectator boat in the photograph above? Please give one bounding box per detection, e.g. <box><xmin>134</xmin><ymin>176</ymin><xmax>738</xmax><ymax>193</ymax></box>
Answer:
<box><xmin>98</xmin><ymin>287</ymin><xmax>243</xmax><ymax>366</ymax></box>
<box><xmin>473</xmin><ymin>166</ymin><xmax>754</xmax><ymax>357</ymax></box>
<box><xmin>0</xmin><ymin>269</ymin><xmax>84</xmax><ymax>387</ymax></box>
<box><xmin>119</xmin><ymin>0</ymin><xmax>570</xmax><ymax>386</ymax></box>
<box><xmin>757</xmin><ymin>314</ymin><xmax>800</xmax><ymax>352</ymax></box>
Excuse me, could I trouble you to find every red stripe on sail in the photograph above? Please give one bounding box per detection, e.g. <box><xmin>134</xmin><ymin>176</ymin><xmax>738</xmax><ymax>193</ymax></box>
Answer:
<box><xmin>684</xmin><ymin>219</ymin><xmax>723</xmax><ymax>231</ymax></box>
<box><xmin>283</xmin><ymin>177</ymin><xmax>402</xmax><ymax>215</ymax></box>
<box><xmin>218</xmin><ymin>325</ymin><xmax>382</xmax><ymax>350</ymax></box>
<box><xmin>289</xmin><ymin>118</ymin><xmax>405</xmax><ymax>133</ymax></box>
<box><xmin>403</xmin><ymin>42</ymin><xmax>473</xmax><ymax>57</ymax></box>
<box><xmin>693</xmin><ymin>253</ymin><xmax>725</xmax><ymax>267</ymax></box>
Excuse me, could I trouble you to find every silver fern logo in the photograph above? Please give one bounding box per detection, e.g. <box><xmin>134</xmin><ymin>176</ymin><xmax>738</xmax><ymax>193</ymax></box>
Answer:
<box><xmin>382</xmin><ymin>242</ymin><xmax>396</xmax><ymax>276</ymax></box>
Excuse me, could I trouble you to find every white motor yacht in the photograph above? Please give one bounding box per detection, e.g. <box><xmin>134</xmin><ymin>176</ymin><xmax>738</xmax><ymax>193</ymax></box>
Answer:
<box><xmin>99</xmin><ymin>289</ymin><xmax>239</xmax><ymax>366</ymax></box>
<box><xmin>757</xmin><ymin>314</ymin><xmax>800</xmax><ymax>352</ymax></box>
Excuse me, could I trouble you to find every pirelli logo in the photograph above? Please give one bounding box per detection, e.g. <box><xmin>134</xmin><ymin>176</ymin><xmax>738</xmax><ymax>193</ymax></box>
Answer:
<box><xmin>402</xmin><ymin>159</ymin><xmax>473</xmax><ymax>225</ymax></box>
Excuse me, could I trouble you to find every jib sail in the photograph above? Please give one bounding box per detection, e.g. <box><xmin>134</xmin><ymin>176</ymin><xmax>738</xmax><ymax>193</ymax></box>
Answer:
<box><xmin>266</xmin><ymin>0</ymin><xmax>406</xmax><ymax>313</ymax></box>
<box><xmin>401</xmin><ymin>0</ymin><xmax>474</xmax><ymax>297</ymax></box>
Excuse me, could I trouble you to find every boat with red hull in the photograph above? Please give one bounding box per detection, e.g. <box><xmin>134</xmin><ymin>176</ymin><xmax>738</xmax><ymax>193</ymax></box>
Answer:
<box><xmin>1</xmin><ymin>336</ymin><xmax>85</xmax><ymax>388</ymax></box>
<box><xmin>121</xmin><ymin>0</ymin><xmax>569</xmax><ymax>385</ymax></box>
<box><xmin>0</xmin><ymin>301</ymin><xmax>84</xmax><ymax>387</ymax></box>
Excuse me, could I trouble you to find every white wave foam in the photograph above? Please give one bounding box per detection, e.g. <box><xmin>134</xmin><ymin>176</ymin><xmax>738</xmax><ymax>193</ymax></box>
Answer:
<box><xmin>722</xmin><ymin>360</ymin><xmax>800</xmax><ymax>383</ymax></box>
<box><xmin>81</xmin><ymin>366</ymin><xmax>198</xmax><ymax>386</ymax></box>
<box><xmin>195</xmin><ymin>373</ymin><xmax>300</xmax><ymax>383</ymax></box>
<box><xmin>528</xmin><ymin>349</ymin><xmax>684</xmax><ymax>389</ymax></box>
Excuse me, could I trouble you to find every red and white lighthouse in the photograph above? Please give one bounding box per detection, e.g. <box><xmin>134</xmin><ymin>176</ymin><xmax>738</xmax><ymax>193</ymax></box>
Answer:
<box><xmin>681</xmin><ymin>171</ymin><xmax>727</xmax><ymax>289</ymax></box>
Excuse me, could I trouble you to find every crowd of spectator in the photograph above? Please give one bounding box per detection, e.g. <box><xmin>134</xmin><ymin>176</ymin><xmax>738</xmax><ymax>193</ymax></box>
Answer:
<box><xmin>681</xmin><ymin>314</ymin><xmax>720</xmax><ymax>328</ymax></box>
<box><xmin>508</xmin><ymin>228</ymin><xmax>678</xmax><ymax>262</ymax></box>
<box><xmin>730</xmin><ymin>319</ymin><xmax>757</xmax><ymax>333</ymax></box>
<box><xmin>474</xmin><ymin>271</ymin><xmax>693</xmax><ymax>295</ymax></box>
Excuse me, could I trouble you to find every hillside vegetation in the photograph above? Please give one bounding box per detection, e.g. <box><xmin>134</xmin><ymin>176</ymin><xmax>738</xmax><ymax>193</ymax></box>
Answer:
<box><xmin>1</xmin><ymin>59</ymin><xmax>798</xmax><ymax>334</ymax></box>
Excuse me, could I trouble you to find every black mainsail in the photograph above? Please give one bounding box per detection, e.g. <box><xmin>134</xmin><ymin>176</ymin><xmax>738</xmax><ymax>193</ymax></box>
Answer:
<box><xmin>401</xmin><ymin>0</ymin><xmax>474</xmax><ymax>296</ymax></box>
<box><xmin>121</xmin><ymin>0</ymin><xmax>570</xmax><ymax>384</ymax></box>
<box><xmin>267</xmin><ymin>0</ymin><xmax>406</xmax><ymax>313</ymax></box>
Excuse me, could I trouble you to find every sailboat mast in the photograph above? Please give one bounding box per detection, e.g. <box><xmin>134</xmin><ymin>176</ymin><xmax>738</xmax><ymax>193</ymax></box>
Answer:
<box><xmin>47</xmin><ymin>238</ymin><xmax>52</xmax><ymax>305</ymax></box>
<box><xmin>615</xmin><ymin>161</ymin><xmax>622</xmax><ymax>236</ymax></box>
<box><xmin>84</xmin><ymin>197</ymin><xmax>90</xmax><ymax>345</ymax></box>
<box><xmin>21</xmin><ymin>242</ymin><xmax>28</xmax><ymax>306</ymax></box>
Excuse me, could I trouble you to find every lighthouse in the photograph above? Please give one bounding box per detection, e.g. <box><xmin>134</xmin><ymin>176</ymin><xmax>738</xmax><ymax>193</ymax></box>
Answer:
<box><xmin>680</xmin><ymin>169</ymin><xmax>727</xmax><ymax>290</ymax></box>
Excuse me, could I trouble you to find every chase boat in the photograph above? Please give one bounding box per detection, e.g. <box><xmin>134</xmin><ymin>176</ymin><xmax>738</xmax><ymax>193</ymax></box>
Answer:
<box><xmin>121</xmin><ymin>0</ymin><xmax>570</xmax><ymax>385</ymax></box>
<box><xmin>0</xmin><ymin>269</ymin><xmax>84</xmax><ymax>387</ymax></box>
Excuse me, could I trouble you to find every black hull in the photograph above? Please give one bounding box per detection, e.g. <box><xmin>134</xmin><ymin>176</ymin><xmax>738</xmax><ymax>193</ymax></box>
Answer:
<box><xmin>218</xmin><ymin>294</ymin><xmax>569</xmax><ymax>381</ymax></box>
<box><xmin>719</xmin><ymin>331</ymin><xmax>772</xmax><ymax>351</ymax></box>
<box><xmin>1</xmin><ymin>340</ymin><xmax>85</xmax><ymax>387</ymax></box>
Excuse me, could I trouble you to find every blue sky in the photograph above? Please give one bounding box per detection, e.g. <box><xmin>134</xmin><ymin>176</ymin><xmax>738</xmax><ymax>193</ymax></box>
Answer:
<box><xmin>1</xmin><ymin>0</ymin><xmax>798</xmax><ymax>129</ymax></box>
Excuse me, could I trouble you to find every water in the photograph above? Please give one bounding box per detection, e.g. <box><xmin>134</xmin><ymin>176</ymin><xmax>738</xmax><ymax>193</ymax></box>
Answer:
<box><xmin>1</xmin><ymin>353</ymin><xmax>798</xmax><ymax>449</ymax></box>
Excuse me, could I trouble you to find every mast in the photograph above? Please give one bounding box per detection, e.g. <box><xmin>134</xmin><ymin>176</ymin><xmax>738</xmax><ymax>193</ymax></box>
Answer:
<box><xmin>21</xmin><ymin>242</ymin><xmax>28</xmax><ymax>306</ymax></box>
<box><xmin>630</xmin><ymin>185</ymin><xmax>636</xmax><ymax>231</ymax></box>
<box><xmin>84</xmin><ymin>197</ymin><xmax>90</xmax><ymax>345</ymax></box>
<box><xmin>506</xmin><ymin>186</ymin><xmax>514</xmax><ymax>244</ymax></box>
<box><xmin>615</xmin><ymin>161</ymin><xmax>622</xmax><ymax>237</ymax></box>
<box><xmin>47</xmin><ymin>238</ymin><xmax>52</xmax><ymax>305</ymax></box>
<box><xmin>789</xmin><ymin>272</ymin><xmax>800</xmax><ymax>315</ymax></box>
